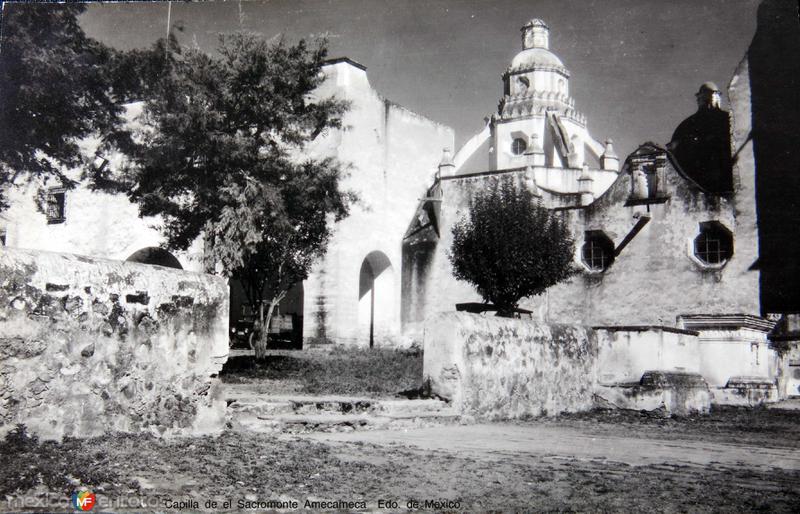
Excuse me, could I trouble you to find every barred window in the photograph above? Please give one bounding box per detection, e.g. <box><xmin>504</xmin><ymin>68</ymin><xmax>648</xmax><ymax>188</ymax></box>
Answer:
<box><xmin>46</xmin><ymin>188</ymin><xmax>66</xmax><ymax>224</ymax></box>
<box><xmin>581</xmin><ymin>231</ymin><xmax>615</xmax><ymax>272</ymax></box>
<box><xmin>511</xmin><ymin>138</ymin><xmax>527</xmax><ymax>155</ymax></box>
<box><xmin>694</xmin><ymin>222</ymin><xmax>733</xmax><ymax>265</ymax></box>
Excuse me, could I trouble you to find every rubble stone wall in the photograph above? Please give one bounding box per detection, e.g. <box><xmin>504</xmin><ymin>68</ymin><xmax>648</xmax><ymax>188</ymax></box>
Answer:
<box><xmin>0</xmin><ymin>247</ymin><xmax>229</xmax><ymax>440</ymax></box>
<box><xmin>424</xmin><ymin>312</ymin><xmax>597</xmax><ymax>418</ymax></box>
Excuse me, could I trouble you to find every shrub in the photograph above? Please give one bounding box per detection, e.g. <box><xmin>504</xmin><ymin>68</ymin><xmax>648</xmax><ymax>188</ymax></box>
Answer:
<box><xmin>448</xmin><ymin>178</ymin><xmax>577</xmax><ymax>316</ymax></box>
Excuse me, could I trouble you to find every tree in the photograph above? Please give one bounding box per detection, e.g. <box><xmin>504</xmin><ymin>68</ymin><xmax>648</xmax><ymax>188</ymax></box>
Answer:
<box><xmin>103</xmin><ymin>33</ymin><xmax>352</xmax><ymax>359</ymax></box>
<box><xmin>0</xmin><ymin>3</ymin><xmax>129</xmax><ymax>210</ymax></box>
<box><xmin>448</xmin><ymin>179</ymin><xmax>577</xmax><ymax>317</ymax></box>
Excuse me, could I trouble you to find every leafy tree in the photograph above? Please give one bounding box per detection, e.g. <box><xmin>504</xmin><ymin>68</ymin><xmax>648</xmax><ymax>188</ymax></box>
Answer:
<box><xmin>448</xmin><ymin>179</ymin><xmax>577</xmax><ymax>317</ymax></box>
<box><xmin>0</xmin><ymin>3</ymin><xmax>130</xmax><ymax>210</ymax></box>
<box><xmin>103</xmin><ymin>33</ymin><xmax>352</xmax><ymax>359</ymax></box>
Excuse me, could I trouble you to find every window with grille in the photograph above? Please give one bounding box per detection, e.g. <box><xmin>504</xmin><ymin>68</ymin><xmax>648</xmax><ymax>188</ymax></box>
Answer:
<box><xmin>581</xmin><ymin>231</ymin><xmax>615</xmax><ymax>272</ymax></box>
<box><xmin>511</xmin><ymin>138</ymin><xmax>527</xmax><ymax>155</ymax></box>
<box><xmin>46</xmin><ymin>188</ymin><xmax>66</xmax><ymax>224</ymax></box>
<box><xmin>693</xmin><ymin>222</ymin><xmax>733</xmax><ymax>265</ymax></box>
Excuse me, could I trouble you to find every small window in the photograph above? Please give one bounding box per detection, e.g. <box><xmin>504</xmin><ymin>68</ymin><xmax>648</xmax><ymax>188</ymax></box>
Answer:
<box><xmin>517</xmin><ymin>76</ymin><xmax>530</xmax><ymax>94</ymax></box>
<box><xmin>46</xmin><ymin>188</ymin><xmax>66</xmax><ymax>224</ymax></box>
<box><xmin>511</xmin><ymin>138</ymin><xmax>527</xmax><ymax>155</ymax></box>
<box><xmin>582</xmin><ymin>231</ymin><xmax>615</xmax><ymax>272</ymax></box>
<box><xmin>693</xmin><ymin>221</ymin><xmax>733</xmax><ymax>265</ymax></box>
<box><xmin>0</xmin><ymin>229</ymin><xmax>6</xmax><ymax>246</ymax></box>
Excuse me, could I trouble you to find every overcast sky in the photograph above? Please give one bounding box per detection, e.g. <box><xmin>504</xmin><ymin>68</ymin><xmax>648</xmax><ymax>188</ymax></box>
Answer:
<box><xmin>7</xmin><ymin>0</ymin><xmax>761</xmax><ymax>158</ymax></box>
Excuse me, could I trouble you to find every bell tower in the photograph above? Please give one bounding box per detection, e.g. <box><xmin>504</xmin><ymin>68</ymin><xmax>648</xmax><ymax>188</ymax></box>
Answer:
<box><xmin>489</xmin><ymin>19</ymin><xmax>616</xmax><ymax>173</ymax></box>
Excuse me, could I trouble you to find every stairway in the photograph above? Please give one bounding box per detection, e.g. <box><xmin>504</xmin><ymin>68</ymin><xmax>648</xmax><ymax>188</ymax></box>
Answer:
<box><xmin>224</xmin><ymin>383</ymin><xmax>460</xmax><ymax>434</ymax></box>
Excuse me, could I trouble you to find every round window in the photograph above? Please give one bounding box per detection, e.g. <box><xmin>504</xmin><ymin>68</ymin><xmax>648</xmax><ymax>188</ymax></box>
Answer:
<box><xmin>582</xmin><ymin>232</ymin><xmax>615</xmax><ymax>272</ymax></box>
<box><xmin>511</xmin><ymin>138</ymin><xmax>527</xmax><ymax>155</ymax></box>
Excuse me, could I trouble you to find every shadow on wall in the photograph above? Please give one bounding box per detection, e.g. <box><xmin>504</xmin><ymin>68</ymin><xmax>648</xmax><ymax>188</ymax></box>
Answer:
<box><xmin>750</xmin><ymin>0</ymin><xmax>800</xmax><ymax>313</ymax></box>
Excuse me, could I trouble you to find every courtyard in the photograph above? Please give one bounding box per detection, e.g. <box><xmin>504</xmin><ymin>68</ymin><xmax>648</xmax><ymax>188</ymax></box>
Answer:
<box><xmin>1</xmin><ymin>404</ymin><xmax>798</xmax><ymax>512</ymax></box>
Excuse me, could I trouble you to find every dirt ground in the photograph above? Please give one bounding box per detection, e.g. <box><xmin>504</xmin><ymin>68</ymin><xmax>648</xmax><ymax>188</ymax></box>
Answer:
<box><xmin>1</xmin><ymin>407</ymin><xmax>799</xmax><ymax>512</ymax></box>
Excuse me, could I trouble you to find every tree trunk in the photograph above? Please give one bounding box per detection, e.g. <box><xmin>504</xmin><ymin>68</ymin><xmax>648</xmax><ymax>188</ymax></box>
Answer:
<box><xmin>252</xmin><ymin>300</ymin><xmax>275</xmax><ymax>360</ymax></box>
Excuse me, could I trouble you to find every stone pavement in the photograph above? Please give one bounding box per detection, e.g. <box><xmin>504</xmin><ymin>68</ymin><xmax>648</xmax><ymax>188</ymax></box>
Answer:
<box><xmin>298</xmin><ymin>422</ymin><xmax>800</xmax><ymax>471</ymax></box>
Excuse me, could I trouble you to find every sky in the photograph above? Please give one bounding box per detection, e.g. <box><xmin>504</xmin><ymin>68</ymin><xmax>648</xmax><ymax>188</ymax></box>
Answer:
<box><xmin>5</xmin><ymin>0</ymin><xmax>762</xmax><ymax>159</ymax></box>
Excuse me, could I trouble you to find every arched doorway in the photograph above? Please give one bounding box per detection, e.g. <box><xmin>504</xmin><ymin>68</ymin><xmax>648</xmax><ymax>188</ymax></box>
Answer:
<box><xmin>125</xmin><ymin>247</ymin><xmax>182</xmax><ymax>269</ymax></box>
<box><xmin>358</xmin><ymin>251</ymin><xmax>394</xmax><ymax>348</ymax></box>
<box><xmin>229</xmin><ymin>280</ymin><xmax>304</xmax><ymax>350</ymax></box>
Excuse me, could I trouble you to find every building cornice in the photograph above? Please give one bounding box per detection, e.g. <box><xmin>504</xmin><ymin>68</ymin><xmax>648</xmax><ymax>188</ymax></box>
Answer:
<box><xmin>677</xmin><ymin>314</ymin><xmax>776</xmax><ymax>333</ymax></box>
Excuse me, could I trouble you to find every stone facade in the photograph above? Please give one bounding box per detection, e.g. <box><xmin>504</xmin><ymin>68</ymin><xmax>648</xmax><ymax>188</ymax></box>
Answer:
<box><xmin>0</xmin><ymin>247</ymin><xmax>229</xmax><ymax>440</ymax></box>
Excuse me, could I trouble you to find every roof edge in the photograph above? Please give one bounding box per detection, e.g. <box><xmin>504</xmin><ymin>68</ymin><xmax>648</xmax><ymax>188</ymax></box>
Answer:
<box><xmin>322</xmin><ymin>57</ymin><xmax>367</xmax><ymax>72</ymax></box>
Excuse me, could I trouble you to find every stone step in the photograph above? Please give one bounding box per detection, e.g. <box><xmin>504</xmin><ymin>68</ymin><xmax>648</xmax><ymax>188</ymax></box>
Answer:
<box><xmin>228</xmin><ymin>398</ymin><xmax>453</xmax><ymax>418</ymax></box>
<box><xmin>225</xmin><ymin>387</ymin><xmax>453</xmax><ymax>418</ymax></box>
<box><xmin>223</xmin><ymin>386</ymin><xmax>460</xmax><ymax>433</ymax></box>
<box><xmin>230</xmin><ymin>410</ymin><xmax>461</xmax><ymax>434</ymax></box>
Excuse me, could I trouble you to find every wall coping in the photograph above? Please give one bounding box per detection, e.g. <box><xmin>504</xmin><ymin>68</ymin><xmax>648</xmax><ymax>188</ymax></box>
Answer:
<box><xmin>0</xmin><ymin>245</ymin><xmax>220</xmax><ymax>281</ymax></box>
<box><xmin>592</xmin><ymin>325</ymin><xmax>699</xmax><ymax>336</ymax></box>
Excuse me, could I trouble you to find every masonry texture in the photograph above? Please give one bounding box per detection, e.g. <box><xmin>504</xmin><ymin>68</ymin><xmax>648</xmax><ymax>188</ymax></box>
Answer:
<box><xmin>424</xmin><ymin>312</ymin><xmax>598</xmax><ymax>419</ymax></box>
<box><xmin>0</xmin><ymin>247</ymin><xmax>229</xmax><ymax>440</ymax></box>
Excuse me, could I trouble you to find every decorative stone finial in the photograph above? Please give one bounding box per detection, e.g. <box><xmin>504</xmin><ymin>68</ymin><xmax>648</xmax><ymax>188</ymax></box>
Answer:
<box><xmin>695</xmin><ymin>81</ymin><xmax>722</xmax><ymax>109</ymax></box>
<box><xmin>525</xmin><ymin>134</ymin><xmax>546</xmax><ymax>166</ymax></box>
<box><xmin>602</xmin><ymin>139</ymin><xmax>617</xmax><ymax>159</ymax></box>
<box><xmin>438</xmin><ymin>148</ymin><xmax>455</xmax><ymax>176</ymax></box>
<box><xmin>601</xmin><ymin>139</ymin><xmax>620</xmax><ymax>171</ymax></box>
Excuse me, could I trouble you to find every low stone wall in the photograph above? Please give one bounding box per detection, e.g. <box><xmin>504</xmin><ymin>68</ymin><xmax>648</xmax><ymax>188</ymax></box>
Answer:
<box><xmin>423</xmin><ymin>312</ymin><xmax>598</xmax><ymax>419</ymax></box>
<box><xmin>595</xmin><ymin>327</ymin><xmax>700</xmax><ymax>384</ymax></box>
<box><xmin>0</xmin><ymin>247</ymin><xmax>229</xmax><ymax>440</ymax></box>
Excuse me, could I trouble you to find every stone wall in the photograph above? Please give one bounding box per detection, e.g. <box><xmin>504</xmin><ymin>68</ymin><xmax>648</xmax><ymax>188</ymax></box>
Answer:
<box><xmin>595</xmin><ymin>327</ymin><xmax>701</xmax><ymax>384</ymax></box>
<box><xmin>424</xmin><ymin>314</ymin><xmax>787</xmax><ymax>418</ymax></box>
<box><xmin>0</xmin><ymin>247</ymin><xmax>229</xmax><ymax>440</ymax></box>
<box><xmin>423</xmin><ymin>312</ymin><xmax>598</xmax><ymax>418</ymax></box>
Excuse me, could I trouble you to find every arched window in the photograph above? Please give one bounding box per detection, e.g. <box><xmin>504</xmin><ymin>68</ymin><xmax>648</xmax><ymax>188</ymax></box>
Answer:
<box><xmin>511</xmin><ymin>138</ymin><xmax>527</xmax><ymax>155</ymax></box>
<box><xmin>693</xmin><ymin>221</ymin><xmax>733</xmax><ymax>265</ymax></box>
<box><xmin>125</xmin><ymin>247</ymin><xmax>183</xmax><ymax>269</ymax></box>
<box><xmin>581</xmin><ymin>231</ymin><xmax>615</xmax><ymax>272</ymax></box>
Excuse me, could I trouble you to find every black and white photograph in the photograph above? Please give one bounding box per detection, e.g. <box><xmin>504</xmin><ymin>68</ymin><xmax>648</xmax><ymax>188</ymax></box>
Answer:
<box><xmin>0</xmin><ymin>0</ymin><xmax>799</xmax><ymax>511</ymax></box>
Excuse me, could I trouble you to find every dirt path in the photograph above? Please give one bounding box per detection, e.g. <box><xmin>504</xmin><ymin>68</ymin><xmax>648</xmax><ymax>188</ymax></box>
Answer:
<box><xmin>3</xmin><ymin>408</ymin><xmax>800</xmax><ymax>512</ymax></box>
<box><xmin>300</xmin><ymin>422</ymin><xmax>800</xmax><ymax>471</ymax></box>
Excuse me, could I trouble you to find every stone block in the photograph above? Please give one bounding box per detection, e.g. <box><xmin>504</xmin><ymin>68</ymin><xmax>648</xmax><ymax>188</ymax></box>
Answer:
<box><xmin>423</xmin><ymin>312</ymin><xmax>597</xmax><ymax>419</ymax></box>
<box><xmin>595</xmin><ymin>370</ymin><xmax>711</xmax><ymax>416</ymax></box>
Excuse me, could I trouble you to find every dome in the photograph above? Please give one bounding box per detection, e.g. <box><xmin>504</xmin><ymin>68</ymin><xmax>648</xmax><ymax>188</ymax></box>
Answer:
<box><xmin>510</xmin><ymin>47</ymin><xmax>564</xmax><ymax>70</ymax></box>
